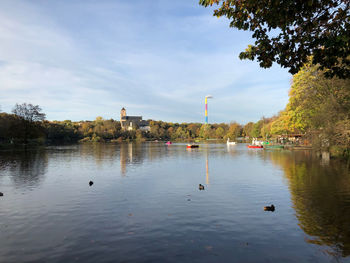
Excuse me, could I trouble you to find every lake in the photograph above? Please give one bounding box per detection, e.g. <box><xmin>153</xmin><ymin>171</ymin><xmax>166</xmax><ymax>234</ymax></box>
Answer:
<box><xmin>0</xmin><ymin>143</ymin><xmax>349</xmax><ymax>262</ymax></box>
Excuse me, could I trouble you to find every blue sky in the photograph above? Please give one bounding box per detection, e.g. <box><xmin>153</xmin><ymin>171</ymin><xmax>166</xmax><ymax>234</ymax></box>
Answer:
<box><xmin>0</xmin><ymin>0</ymin><xmax>291</xmax><ymax>124</ymax></box>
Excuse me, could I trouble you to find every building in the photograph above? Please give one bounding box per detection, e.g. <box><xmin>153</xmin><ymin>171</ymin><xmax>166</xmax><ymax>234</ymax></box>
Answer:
<box><xmin>120</xmin><ymin>107</ymin><xmax>150</xmax><ymax>131</ymax></box>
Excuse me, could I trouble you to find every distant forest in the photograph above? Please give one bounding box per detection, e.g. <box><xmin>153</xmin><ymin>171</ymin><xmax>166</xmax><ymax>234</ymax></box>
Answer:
<box><xmin>1</xmin><ymin>62</ymin><xmax>349</xmax><ymax>159</ymax></box>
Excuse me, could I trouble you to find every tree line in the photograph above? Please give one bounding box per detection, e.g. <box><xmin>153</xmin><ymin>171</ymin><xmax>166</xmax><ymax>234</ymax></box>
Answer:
<box><xmin>0</xmin><ymin>105</ymin><xmax>245</xmax><ymax>144</ymax></box>
<box><xmin>0</xmin><ymin>61</ymin><xmax>349</xmax><ymax>158</ymax></box>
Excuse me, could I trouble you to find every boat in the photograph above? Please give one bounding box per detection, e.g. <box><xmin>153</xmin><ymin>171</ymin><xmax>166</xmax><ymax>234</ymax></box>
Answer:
<box><xmin>263</xmin><ymin>145</ymin><xmax>284</xmax><ymax>149</ymax></box>
<box><xmin>248</xmin><ymin>138</ymin><xmax>264</xmax><ymax>148</ymax></box>
<box><xmin>187</xmin><ymin>144</ymin><xmax>199</xmax><ymax>148</ymax></box>
<box><xmin>227</xmin><ymin>138</ymin><xmax>236</xmax><ymax>145</ymax></box>
<box><xmin>247</xmin><ymin>145</ymin><xmax>263</xmax><ymax>149</ymax></box>
<box><xmin>166</xmin><ymin>141</ymin><xmax>172</xmax><ymax>145</ymax></box>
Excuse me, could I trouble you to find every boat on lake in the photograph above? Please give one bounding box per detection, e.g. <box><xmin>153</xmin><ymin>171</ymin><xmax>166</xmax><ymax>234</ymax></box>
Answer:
<box><xmin>247</xmin><ymin>145</ymin><xmax>263</xmax><ymax>149</ymax></box>
<box><xmin>187</xmin><ymin>144</ymin><xmax>199</xmax><ymax>148</ymax></box>
<box><xmin>264</xmin><ymin>145</ymin><xmax>284</xmax><ymax>149</ymax></box>
<box><xmin>248</xmin><ymin>138</ymin><xmax>264</xmax><ymax>148</ymax></box>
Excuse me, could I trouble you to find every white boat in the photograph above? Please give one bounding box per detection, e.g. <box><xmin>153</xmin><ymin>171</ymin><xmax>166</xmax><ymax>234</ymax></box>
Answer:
<box><xmin>227</xmin><ymin>138</ymin><xmax>236</xmax><ymax>145</ymax></box>
<box><xmin>252</xmin><ymin>138</ymin><xmax>263</xmax><ymax>146</ymax></box>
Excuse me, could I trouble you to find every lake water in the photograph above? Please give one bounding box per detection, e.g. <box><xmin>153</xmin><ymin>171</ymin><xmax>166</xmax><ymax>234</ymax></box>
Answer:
<box><xmin>0</xmin><ymin>143</ymin><xmax>349</xmax><ymax>263</ymax></box>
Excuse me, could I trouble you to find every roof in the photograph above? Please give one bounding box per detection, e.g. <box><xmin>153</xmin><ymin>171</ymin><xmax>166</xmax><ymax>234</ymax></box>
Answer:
<box><xmin>139</xmin><ymin>120</ymin><xmax>149</xmax><ymax>126</ymax></box>
<box><xmin>125</xmin><ymin>116</ymin><xmax>142</xmax><ymax>121</ymax></box>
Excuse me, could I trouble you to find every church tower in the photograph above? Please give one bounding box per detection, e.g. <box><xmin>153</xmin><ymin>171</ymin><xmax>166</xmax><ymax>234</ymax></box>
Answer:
<box><xmin>120</xmin><ymin>107</ymin><xmax>126</xmax><ymax>118</ymax></box>
<box><xmin>120</xmin><ymin>107</ymin><xmax>126</xmax><ymax>129</ymax></box>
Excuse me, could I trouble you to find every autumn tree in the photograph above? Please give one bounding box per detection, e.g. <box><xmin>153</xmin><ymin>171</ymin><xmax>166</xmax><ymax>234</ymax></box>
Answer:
<box><xmin>199</xmin><ymin>124</ymin><xmax>211</xmax><ymax>139</ymax></box>
<box><xmin>243</xmin><ymin>122</ymin><xmax>254</xmax><ymax>137</ymax></box>
<box><xmin>271</xmin><ymin>61</ymin><xmax>350</xmax><ymax>152</ymax></box>
<box><xmin>225</xmin><ymin>122</ymin><xmax>242</xmax><ymax>140</ymax></box>
<box><xmin>251</xmin><ymin>120</ymin><xmax>264</xmax><ymax>138</ymax></box>
<box><xmin>270</xmin><ymin>111</ymin><xmax>295</xmax><ymax>135</ymax></box>
<box><xmin>287</xmin><ymin>62</ymin><xmax>350</xmax><ymax>132</ymax></box>
<box><xmin>215</xmin><ymin>126</ymin><xmax>225</xmax><ymax>138</ymax></box>
<box><xmin>200</xmin><ymin>0</ymin><xmax>350</xmax><ymax>79</ymax></box>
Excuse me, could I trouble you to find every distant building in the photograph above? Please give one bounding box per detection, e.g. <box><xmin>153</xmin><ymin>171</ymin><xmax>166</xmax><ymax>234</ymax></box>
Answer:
<box><xmin>120</xmin><ymin>107</ymin><xmax>150</xmax><ymax>131</ymax></box>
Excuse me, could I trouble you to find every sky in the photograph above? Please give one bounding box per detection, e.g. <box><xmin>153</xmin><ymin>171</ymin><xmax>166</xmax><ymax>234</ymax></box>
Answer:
<box><xmin>0</xmin><ymin>0</ymin><xmax>292</xmax><ymax>124</ymax></box>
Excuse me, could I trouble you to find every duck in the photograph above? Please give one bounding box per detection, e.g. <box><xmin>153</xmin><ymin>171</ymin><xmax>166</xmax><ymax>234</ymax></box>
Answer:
<box><xmin>0</xmin><ymin>192</ymin><xmax>3</xmax><ymax>196</ymax></box>
<box><xmin>264</xmin><ymin>204</ymin><xmax>275</xmax><ymax>211</ymax></box>
<box><xmin>199</xmin><ymin>184</ymin><xmax>205</xmax><ymax>190</ymax></box>
<box><xmin>89</xmin><ymin>181</ymin><xmax>94</xmax><ymax>186</ymax></box>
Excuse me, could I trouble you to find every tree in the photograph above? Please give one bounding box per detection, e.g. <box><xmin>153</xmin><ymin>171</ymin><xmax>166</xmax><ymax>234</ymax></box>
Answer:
<box><xmin>215</xmin><ymin>126</ymin><xmax>225</xmax><ymax>138</ymax></box>
<box><xmin>12</xmin><ymin>103</ymin><xmax>46</xmax><ymax>122</ymax></box>
<box><xmin>199</xmin><ymin>124</ymin><xmax>211</xmax><ymax>139</ymax></box>
<box><xmin>226</xmin><ymin>122</ymin><xmax>242</xmax><ymax>140</ymax></box>
<box><xmin>243</xmin><ymin>122</ymin><xmax>254</xmax><ymax>137</ymax></box>
<box><xmin>271</xmin><ymin>61</ymin><xmax>350</xmax><ymax>151</ymax></box>
<box><xmin>270</xmin><ymin>111</ymin><xmax>295</xmax><ymax>135</ymax></box>
<box><xmin>251</xmin><ymin>120</ymin><xmax>264</xmax><ymax>138</ymax></box>
<box><xmin>286</xmin><ymin>62</ymin><xmax>350</xmax><ymax>133</ymax></box>
<box><xmin>199</xmin><ymin>0</ymin><xmax>350</xmax><ymax>79</ymax></box>
<box><xmin>150</xmin><ymin>121</ymin><xmax>160</xmax><ymax>138</ymax></box>
<box><xmin>12</xmin><ymin>103</ymin><xmax>46</xmax><ymax>143</ymax></box>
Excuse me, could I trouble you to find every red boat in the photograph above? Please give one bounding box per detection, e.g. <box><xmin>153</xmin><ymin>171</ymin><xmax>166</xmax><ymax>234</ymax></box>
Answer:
<box><xmin>187</xmin><ymin>144</ymin><xmax>199</xmax><ymax>148</ymax></box>
<box><xmin>247</xmin><ymin>145</ymin><xmax>263</xmax><ymax>148</ymax></box>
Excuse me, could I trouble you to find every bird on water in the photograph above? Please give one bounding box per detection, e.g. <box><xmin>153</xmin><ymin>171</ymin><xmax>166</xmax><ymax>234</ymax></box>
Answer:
<box><xmin>89</xmin><ymin>181</ymin><xmax>94</xmax><ymax>186</ymax></box>
<box><xmin>199</xmin><ymin>184</ymin><xmax>205</xmax><ymax>190</ymax></box>
<box><xmin>264</xmin><ymin>204</ymin><xmax>275</xmax><ymax>211</ymax></box>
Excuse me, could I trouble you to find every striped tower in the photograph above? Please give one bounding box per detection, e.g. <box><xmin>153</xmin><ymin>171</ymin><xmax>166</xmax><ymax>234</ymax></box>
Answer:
<box><xmin>205</xmin><ymin>95</ymin><xmax>213</xmax><ymax>124</ymax></box>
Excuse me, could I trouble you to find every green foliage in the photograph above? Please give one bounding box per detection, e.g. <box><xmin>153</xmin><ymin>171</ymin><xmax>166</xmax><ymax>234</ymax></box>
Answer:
<box><xmin>270</xmin><ymin>111</ymin><xmax>294</xmax><ymax>135</ymax></box>
<box><xmin>43</xmin><ymin>121</ymin><xmax>80</xmax><ymax>143</ymax></box>
<box><xmin>215</xmin><ymin>127</ymin><xmax>225</xmax><ymax>138</ymax></box>
<box><xmin>225</xmin><ymin>122</ymin><xmax>242</xmax><ymax>140</ymax></box>
<box><xmin>10</xmin><ymin>103</ymin><xmax>46</xmax><ymax>143</ymax></box>
<box><xmin>199</xmin><ymin>124</ymin><xmax>211</xmax><ymax>139</ymax></box>
<box><xmin>243</xmin><ymin>122</ymin><xmax>254</xmax><ymax>137</ymax></box>
<box><xmin>0</xmin><ymin>113</ymin><xmax>22</xmax><ymax>143</ymax></box>
<box><xmin>0</xmin><ymin>112</ymin><xmax>46</xmax><ymax>144</ymax></box>
<box><xmin>266</xmin><ymin>62</ymin><xmax>350</xmax><ymax>153</ymax></box>
<box><xmin>251</xmin><ymin>120</ymin><xmax>263</xmax><ymax>138</ymax></box>
<box><xmin>286</xmin><ymin>62</ymin><xmax>350</xmax><ymax>150</ymax></box>
<box><xmin>200</xmin><ymin>0</ymin><xmax>350</xmax><ymax>79</ymax></box>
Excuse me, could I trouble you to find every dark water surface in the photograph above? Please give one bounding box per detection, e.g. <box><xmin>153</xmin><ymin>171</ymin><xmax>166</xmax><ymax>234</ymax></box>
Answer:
<box><xmin>0</xmin><ymin>143</ymin><xmax>350</xmax><ymax>263</ymax></box>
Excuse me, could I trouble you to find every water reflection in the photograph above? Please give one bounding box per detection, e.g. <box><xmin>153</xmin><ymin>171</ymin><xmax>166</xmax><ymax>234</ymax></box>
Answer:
<box><xmin>80</xmin><ymin>143</ymin><xmax>118</xmax><ymax>166</ymax></box>
<box><xmin>206</xmin><ymin>156</ymin><xmax>209</xmax><ymax>185</ymax></box>
<box><xmin>120</xmin><ymin>143</ymin><xmax>146</xmax><ymax>175</ymax></box>
<box><xmin>0</xmin><ymin>148</ymin><xmax>48</xmax><ymax>187</ymax></box>
<box><xmin>266</xmin><ymin>150</ymin><xmax>350</xmax><ymax>258</ymax></box>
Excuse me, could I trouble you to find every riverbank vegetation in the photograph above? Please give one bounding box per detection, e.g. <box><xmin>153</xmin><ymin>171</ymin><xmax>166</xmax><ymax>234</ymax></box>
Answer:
<box><xmin>0</xmin><ymin>63</ymin><xmax>349</xmax><ymax>159</ymax></box>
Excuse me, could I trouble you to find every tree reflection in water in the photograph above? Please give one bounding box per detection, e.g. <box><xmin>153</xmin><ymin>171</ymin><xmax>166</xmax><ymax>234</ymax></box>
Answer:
<box><xmin>266</xmin><ymin>150</ymin><xmax>350</xmax><ymax>258</ymax></box>
<box><xmin>0</xmin><ymin>148</ymin><xmax>48</xmax><ymax>187</ymax></box>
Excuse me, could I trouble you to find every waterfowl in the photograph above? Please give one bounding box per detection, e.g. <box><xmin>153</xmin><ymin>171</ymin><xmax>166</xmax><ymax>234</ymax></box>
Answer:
<box><xmin>264</xmin><ymin>204</ymin><xmax>275</xmax><ymax>211</ymax></box>
<box><xmin>0</xmin><ymin>192</ymin><xmax>3</xmax><ymax>196</ymax></box>
<box><xmin>89</xmin><ymin>181</ymin><xmax>94</xmax><ymax>186</ymax></box>
<box><xmin>199</xmin><ymin>184</ymin><xmax>205</xmax><ymax>190</ymax></box>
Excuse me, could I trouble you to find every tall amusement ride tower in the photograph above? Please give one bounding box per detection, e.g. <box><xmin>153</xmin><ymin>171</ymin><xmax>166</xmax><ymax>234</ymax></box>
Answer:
<box><xmin>205</xmin><ymin>95</ymin><xmax>213</xmax><ymax>124</ymax></box>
